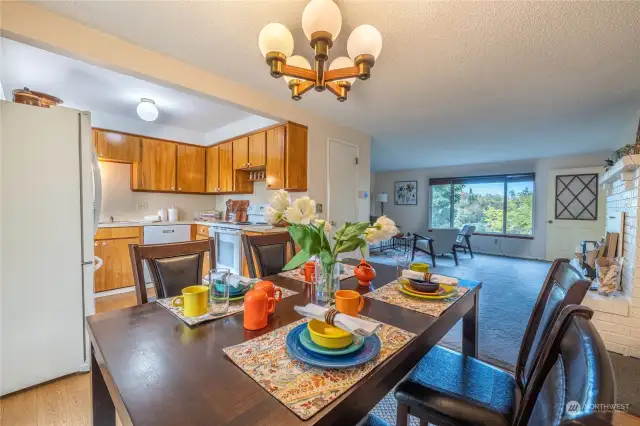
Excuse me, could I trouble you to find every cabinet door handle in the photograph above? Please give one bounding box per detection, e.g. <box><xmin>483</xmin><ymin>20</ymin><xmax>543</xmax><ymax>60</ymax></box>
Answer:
<box><xmin>179</xmin><ymin>187</ymin><xmax>182</xmax><ymax>191</ymax></box>
<box><xmin>171</xmin><ymin>186</ymin><xmax>175</xmax><ymax>190</ymax></box>
<box><xmin>103</xmin><ymin>242</ymin><xmax>108</xmax><ymax>246</ymax></box>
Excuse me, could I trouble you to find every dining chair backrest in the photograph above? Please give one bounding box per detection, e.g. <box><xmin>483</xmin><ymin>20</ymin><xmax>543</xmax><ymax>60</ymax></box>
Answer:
<box><xmin>515</xmin><ymin>259</ymin><xmax>590</xmax><ymax>390</ymax></box>
<box><xmin>465</xmin><ymin>225</ymin><xmax>476</xmax><ymax>236</ymax></box>
<box><xmin>515</xmin><ymin>305</ymin><xmax>615</xmax><ymax>426</ymax></box>
<box><xmin>427</xmin><ymin>228</ymin><xmax>459</xmax><ymax>255</ymax></box>
<box><xmin>241</xmin><ymin>233</ymin><xmax>295</xmax><ymax>278</ymax></box>
<box><xmin>129</xmin><ymin>239</ymin><xmax>214</xmax><ymax>304</ymax></box>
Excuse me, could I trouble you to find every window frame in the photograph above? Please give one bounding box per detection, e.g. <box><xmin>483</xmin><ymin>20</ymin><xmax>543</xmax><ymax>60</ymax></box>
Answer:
<box><xmin>429</xmin><ymin>173</ymin><xmax>535</xmax><ymax>239</ymax></box>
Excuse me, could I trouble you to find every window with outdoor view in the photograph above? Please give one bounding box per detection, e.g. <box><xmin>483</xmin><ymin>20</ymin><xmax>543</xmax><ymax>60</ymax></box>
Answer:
<box><xmin>429</xmin><ymin>174</ymin><xmax>535</xmax><ymax>236</ymax></box>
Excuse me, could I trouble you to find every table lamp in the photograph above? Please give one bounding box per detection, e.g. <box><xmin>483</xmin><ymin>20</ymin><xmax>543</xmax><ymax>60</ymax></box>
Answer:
<box><xmin>376</xmin><ymin>193</ymin><xmax>388</xmax><ymax>215</ymax></box>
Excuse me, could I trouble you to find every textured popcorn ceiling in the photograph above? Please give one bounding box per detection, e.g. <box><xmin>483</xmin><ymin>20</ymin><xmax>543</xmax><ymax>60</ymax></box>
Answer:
<box><xmin>32</xmin><ymin>1</ymin><xmax>640</xmax><ymax>170</ymax></box>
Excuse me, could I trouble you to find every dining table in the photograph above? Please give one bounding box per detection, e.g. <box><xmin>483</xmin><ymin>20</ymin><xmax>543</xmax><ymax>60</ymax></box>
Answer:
<box><xmin>88</xmin><ymin>259</ymin><xmax>482</xmax><ymax>426</ymax></box>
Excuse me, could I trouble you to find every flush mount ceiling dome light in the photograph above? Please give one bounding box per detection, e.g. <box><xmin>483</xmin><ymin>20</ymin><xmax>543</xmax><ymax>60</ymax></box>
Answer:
<box><xmin>136</xmin><ymin>98</ymin><xmax>158</xmax><ymax>121</ymax></box>
<box><xmin>258</xmin><ymin>0</ymin><xmax>382</xmax><ymax>102</ymax></box>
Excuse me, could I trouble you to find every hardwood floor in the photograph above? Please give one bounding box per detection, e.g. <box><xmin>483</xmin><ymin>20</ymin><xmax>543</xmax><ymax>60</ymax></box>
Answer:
<box><xmin>2</xmin><ymin>286</ymin><xmax>639</xmax><ymax>426</ymax></box>
<box><xmin>1</xmin><ymin>288</ymin><xmax>152</xmax><ymax>426</ymax></box>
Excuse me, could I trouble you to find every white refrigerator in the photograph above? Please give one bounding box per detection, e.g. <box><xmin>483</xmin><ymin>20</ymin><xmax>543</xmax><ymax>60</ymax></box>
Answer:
<box><xmin>0</xmin><ymin>100</ymin><xmax>100</xmax><ymax>395</ymax></box>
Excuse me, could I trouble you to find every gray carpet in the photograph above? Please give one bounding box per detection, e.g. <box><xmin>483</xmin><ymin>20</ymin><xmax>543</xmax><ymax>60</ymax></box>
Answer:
<box><xmin>366</xmin><ymin>251</ymin><xmax>640</xmax><ymax>423</ymax></box>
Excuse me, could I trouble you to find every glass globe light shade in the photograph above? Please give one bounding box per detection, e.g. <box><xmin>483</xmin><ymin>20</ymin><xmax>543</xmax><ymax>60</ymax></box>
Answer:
<box><xmin>347</xmin><ymin>24</ymin><xmax>382</xmax><ymax>60</ymax></box>
<box><xmin>283</xmin><ymin>55</ymin><xmax>312</xmax><ymax>84</ymax></box>
<box><xmin>258</xmin><ymin>23</ymin><xmax>294</xmax><ymax>57</ymax></box>
<box><xmin>329</xmin><ymin>56</ymin><xmax>356</xmax><ymax>85</ymax></box>
<box><xmin>136</xmin><ymin>99</ymin><xmax>158</xmax><ymax>122</ymax></box>
<box><xmin>301</xmin><ymin>0</ymin><xmax>342</xmax><ymax>41</ymax></box>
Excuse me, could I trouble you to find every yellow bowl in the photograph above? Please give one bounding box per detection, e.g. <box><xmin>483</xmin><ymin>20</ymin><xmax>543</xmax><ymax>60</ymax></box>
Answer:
<box><xmin>307</xmin><ymin>319</ymin><xmax>353</xmax><ymax>349</ymax></box>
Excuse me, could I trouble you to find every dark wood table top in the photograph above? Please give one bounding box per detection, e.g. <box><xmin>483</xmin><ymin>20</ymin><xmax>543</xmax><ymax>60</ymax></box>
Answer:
<box><xmin>88</xmin><ymin>260</ymin><xmax>481</xmax><ymax>426</ymax></box>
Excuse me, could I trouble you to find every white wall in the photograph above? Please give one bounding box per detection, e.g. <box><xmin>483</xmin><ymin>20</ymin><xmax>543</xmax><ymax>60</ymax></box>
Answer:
<box><xmin>98</xmin><ymin>162</ymin><xmax>216</xmax><ymax>222</ymax></box>
<box><xmin>372</xmin><ymin>152</ymin><xmax>610</xmax><ymax>260</ymax></box>
<box><xmin>0</xmin><ymin>2</ymin><xmax>371</xmax><ymax>224</ymax></box>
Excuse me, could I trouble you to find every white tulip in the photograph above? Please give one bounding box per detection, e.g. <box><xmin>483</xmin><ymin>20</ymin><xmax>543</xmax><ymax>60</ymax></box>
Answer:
<box><xmin>364</xmin><ymin>227</ymin><xmax>381</xmax><ymax>244</ymax></box>
<box><xmin>314</xmin><ymin>219</ymin><xmax>332</xmax><ymax>233</ymax></box>
<box><xmin>269</xmin><ymin>189</ymin><xmax>291</xmax><ymax>212</ymax></box>
<box><xmin>284</xmin><ymin>196</ymin><xmax>316</xmax><ymax>225</ymax></box>
<box><xmin>375</xmin><ymin>216</ymin><xmax>398</xmax><ymax>240</ymax></box>
<box><xmin>264</xmin><ymin>206</ymin><xmax>283</xmax><ymax>225</ymax></box>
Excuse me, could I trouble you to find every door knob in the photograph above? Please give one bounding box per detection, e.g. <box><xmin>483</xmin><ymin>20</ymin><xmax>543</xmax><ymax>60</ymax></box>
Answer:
<box><xmin>548</xmin><ymin>220</ymin><xmax>553</xmax><ymax>224</ymax></box>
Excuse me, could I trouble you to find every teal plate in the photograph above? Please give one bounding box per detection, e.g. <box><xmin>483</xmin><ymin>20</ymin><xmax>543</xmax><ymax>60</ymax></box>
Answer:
<box><xmin>298</xmin><ymin>328</ymin><xmax>365</xmax><ymax>356</ymax></box>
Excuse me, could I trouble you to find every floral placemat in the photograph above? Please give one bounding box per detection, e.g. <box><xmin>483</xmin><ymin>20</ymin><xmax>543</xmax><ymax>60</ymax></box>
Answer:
<box><xmin>364</xmin><ymin>280</ymin><xmax>469</xmax><ymax>317</ymax></box>
<box><xmin>223</xmin><ymin>316</ymin><xmax>415</xmax><ymax>420</ymax></box>
<box><xmin>278</xmin><ymin>263</ymin><xmax>356</xmax><ymax>284</ymax></box>
<box><xmin>156</xmin><ymin>287</ymin><xmax>298</xmax><ymax>326</ymax></box>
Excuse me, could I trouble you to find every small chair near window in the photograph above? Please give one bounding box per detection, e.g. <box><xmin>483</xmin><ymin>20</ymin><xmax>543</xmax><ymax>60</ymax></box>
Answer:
<box><xmin>129</xmin><ymin>239</ymin><xmax>215</xmax><ymax>305</ymax></box>
<box><xmin>454</xmin><ymin>224</ymin><xmax>476</xmax><ymax>258</ymax></box>
<box><xmin>241</xmin><ymin>233</ymin><xmax>296</xmax><ymax>278</ymax></box>
<box><xmin>412</xmin><ymin>228</ymin><xmax>459</xmax><ymax>267</ymax></box>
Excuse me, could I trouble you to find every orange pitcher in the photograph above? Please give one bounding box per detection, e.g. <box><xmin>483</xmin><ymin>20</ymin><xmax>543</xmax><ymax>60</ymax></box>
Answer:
<box><xmin>254</xmin><ymin>281</ymin><xmax>283</xmax><ymax>303</ymax></box>
<box><xmin>243</xmin><ymin>288</ymin><xmax>275</xmax><ymax>330</ymax></box>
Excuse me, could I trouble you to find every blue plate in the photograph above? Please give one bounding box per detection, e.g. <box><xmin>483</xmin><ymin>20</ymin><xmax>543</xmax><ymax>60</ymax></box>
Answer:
<box><xmin>298</xmin><ymin>328</ymin><xmax>365</xmax><ymax>356</ymax></box>
<box><xmin>286</xmin><ymin>323</ymin><xmax>381</xmax><ymax>369</ymax></box>
<box><xmin>215</xmin><ymin>284</ymin><xmax>248</xmax><ymax>296</ymax></box>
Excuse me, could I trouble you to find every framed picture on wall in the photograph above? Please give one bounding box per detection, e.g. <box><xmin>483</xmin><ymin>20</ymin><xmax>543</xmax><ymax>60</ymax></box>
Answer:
<box><xmin>394</xmin><ymin>181</ymin><xmax>418</xmax><ymax>205</ymax></box>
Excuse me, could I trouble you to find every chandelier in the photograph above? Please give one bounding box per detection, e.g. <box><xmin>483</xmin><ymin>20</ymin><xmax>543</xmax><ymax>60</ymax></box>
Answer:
<box><xmin>258</xmin><ymin>0</ymin><xmax>382</xmax><ymax>102</ymax></box>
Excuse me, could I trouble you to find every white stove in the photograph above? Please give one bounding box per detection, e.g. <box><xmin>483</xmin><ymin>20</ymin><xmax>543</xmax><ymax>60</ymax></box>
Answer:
<box><xmin>208</xmin><ymin>204</ymin><xmax>269</xmax><ymax>274</ymax></box>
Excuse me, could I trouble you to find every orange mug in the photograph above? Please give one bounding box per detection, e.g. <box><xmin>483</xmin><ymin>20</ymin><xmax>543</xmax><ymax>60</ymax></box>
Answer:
<box><xmin>335</xmin><ymin>290</ymin><xmax>365</xmax><ymax>317</ymax></box>
<box><xmin>254</xmin><ymin>280</ymin><xmax>282</xmax><ymax>303</ymax></box>
<box><xmin>303</xmin><ymin>261</ymin><xmax>316</xmax><ymax>282</ymax></box>
<box><xmin>243</xmin><ymin>288</ymin><xmax>275</xmax><ymax>330</ymax></box>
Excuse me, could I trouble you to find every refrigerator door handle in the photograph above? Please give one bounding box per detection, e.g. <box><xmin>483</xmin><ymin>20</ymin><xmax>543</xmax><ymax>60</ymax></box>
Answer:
<box><xmin>91</xmin><ymin>150</ymin><xmax>102</xmax><ymax>232</ymax></box>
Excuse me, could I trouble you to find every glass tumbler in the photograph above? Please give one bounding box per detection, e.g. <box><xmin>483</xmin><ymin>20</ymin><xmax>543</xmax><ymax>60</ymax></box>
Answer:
<box><xmin>395</xmin><ymin>250</ymin><xmax>412</xmax><ymax>283</ymax></box>
<box><xmin>208</xmin><ymin>268</ymin><xmax>231</xmax><ymax>315</ymax></box>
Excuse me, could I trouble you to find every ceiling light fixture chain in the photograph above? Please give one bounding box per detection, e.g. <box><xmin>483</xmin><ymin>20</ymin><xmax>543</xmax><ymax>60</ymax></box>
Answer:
<box><xmin>258</xmin><ymin>0</ymin><xmax>382</xmax><ymax>102</ymax></box>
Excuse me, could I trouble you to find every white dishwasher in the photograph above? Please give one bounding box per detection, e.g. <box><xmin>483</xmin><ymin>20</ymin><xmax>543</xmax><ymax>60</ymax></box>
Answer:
<box><xmin>143</xmin><ymin>224</ymin><xmax>192</xmax><ymax>283</ymax></box>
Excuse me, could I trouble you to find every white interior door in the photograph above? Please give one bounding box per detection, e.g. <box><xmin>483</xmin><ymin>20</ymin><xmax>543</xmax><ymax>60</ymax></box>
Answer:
<box><xmin>327</xmin><ymin>138</ymin><xmax>359</xmax><ymax>245</ymax></box>
<box><xmin>546</xmin><ymin>166</ymin><xmax>605</xmax><ymax>261</ymax></box>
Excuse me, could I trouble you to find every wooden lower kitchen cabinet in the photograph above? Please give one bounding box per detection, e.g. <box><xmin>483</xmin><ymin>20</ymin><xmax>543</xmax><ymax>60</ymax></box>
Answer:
<box><xmin>94</xmin><ymin>226</ymin><xmax>142</xmax><ymax>293</ymax></box>
<box><xmin>194</xmin><ymin>225</ymin><xmax>212</xmax><ymax>278</ymax></box>
<box><xmin>94</xmin><ymin>237</ymin><xmax>140</xmax><ymax>293</ymax></box>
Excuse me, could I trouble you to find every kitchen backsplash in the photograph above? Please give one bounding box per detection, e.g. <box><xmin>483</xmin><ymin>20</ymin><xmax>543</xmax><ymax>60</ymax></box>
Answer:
<box><xmin>99</xmin><ymin>162</ymin><xmax>310</xmax><ymax>223</ymax></box>
<box><xmin>99</xmin><ymin>162</ymin><xmax>217</xmax><ymax>222</ymax></box>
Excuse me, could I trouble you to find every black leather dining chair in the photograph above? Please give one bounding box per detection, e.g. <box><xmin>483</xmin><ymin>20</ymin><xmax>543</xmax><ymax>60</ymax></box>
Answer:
<box><xmin>241</xmin><ymin>233</ymin><xmax>295</xmax><ymax>278</ymax></box>
<box><xmin>389</xmin><ymin>305</ymin><xmax>615</xmax><ymax>426</ymax></box>
<box><xmin>129</xmin><ymin>239</ymin><xmax>215</xmax><ymax>304</ymax></box>
<box><xmin>394</xmin><ymin>258</ymin><xmax>591</xmax><ymax>426</ymax></box>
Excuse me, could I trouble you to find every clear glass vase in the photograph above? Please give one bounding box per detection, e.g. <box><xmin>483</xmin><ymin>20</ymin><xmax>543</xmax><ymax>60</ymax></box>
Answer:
<box><xmin>314</xmin><ymin>260</ymin><xmax>340</xmax><ymax>305</ymax></box>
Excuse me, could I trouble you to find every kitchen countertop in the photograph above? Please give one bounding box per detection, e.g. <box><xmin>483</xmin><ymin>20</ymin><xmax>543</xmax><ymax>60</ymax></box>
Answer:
<box><xmin>97</xmin><ymin>220</ymin><xmax>288</xmax><ymax>234</ymax></box>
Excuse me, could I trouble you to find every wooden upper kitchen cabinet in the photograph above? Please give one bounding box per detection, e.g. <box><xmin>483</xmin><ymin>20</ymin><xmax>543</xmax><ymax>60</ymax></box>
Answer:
<box><xmin>94</xmin><ymin>129</ymin><xmax>141</xmax><ymax>163</ymax></box>
<box><xmin>266</xmin><ymin>123</ymin><xmax>308</xmax><ymax>191</ymax></box>
<box><xmin>131</xmin><ymin>138</ymin><xmax>177</xmax><ymax>191</ymax></box>
<box><xmin>232</xmin><ymin>137</ymin><xmax>249</xmax><ymax>170</ymax></box>
<box><xmin>206</xmin><ymin>145</ymin><xmax>220</xmax><ymax>192</ymax></box>
<box><xmin>218</xmin><ymin>141</ymin><xmax>234</xmax><ymax>192</ymax></box>
<box><xmin>284</xmin><ymin>122</ymin><xmax>308</xmax><ymax>191</ymax></box>
<box><xmin>177</xmin><ymin>144</ymin><xmax>205</xmax><ymax>193</ymax></box>
<box><xmin>265</xmin><ymin>126</ymin><xmax>286</xmax><ymax>190</ymax></box>
<box><xmin>248</xmin><ymin>131</ymin><xmax>266</xmax><ymax>168</ymax></box>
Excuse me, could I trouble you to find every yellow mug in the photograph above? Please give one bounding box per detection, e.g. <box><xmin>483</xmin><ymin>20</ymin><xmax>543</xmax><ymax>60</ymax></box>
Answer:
<box><xmin>410</xmin><ymin>263</ymin><xmax>429</xmax><ymax>273</ymax></box>
<box><xmin>171</xmin><ymin>285</ymin><xmax>209</xmax><ymax>317</ymax></box>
